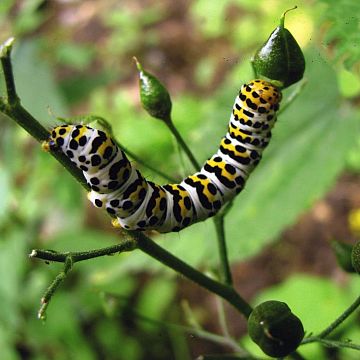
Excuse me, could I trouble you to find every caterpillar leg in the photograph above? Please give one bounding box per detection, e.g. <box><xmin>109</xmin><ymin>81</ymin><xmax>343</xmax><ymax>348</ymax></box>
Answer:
<box><xmin>111</xmin><ymin>218</ymin><xmax>122</xmax><ymax>229</ymax></box>
<box><xmin>41</xmin><ymin>140</ymin><xmax>51</xmax><ymax>152</ymax></box>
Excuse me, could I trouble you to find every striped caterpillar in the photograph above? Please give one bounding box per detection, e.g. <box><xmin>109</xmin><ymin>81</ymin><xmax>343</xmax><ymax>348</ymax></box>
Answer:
<box><xmin>47</xmin><ymin>79</ymin><xmax>281</xmax><ymax>233</ymax></box>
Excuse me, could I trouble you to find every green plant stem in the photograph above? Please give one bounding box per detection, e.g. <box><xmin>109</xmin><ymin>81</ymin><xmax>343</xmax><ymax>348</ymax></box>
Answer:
<box><xmin>165</xmin><ymin>117</ymin><xmax>201</xmax><ymax>171</ymax></box>
<box><xmin>280</xmin><ymin>6</ymin><xmax>298</xmax><ymax>29</ymax></box>
<box><xmin>301</xmin><ymin>338</ymin><xmax>360</xmax><ymax>351</ymax></box>
<box><xmin>29</xmin><ymin>239</ymin><xmax>137</xmax><ymax>263</ymax></box>
<box><xmin>37</xmin><ymin>256</ymin><xmax>73</xmax><ymax>320</ymax></box>
<box><xmin>213</xmin><ymin>215</ymin><xmax>233</xmax><ymax>285</ymax></box>
<box><xmin>302</xmin><ymin>294</ymin><xmax>360</xmax><ymax>343</ymax></box>
<box><xmin>172</xmin><ymin>132</ymin><xmax>188</xmax><ymax>178</ymax></box>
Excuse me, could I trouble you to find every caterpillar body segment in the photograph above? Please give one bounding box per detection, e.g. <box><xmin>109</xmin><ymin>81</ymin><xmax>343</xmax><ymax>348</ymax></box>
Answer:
<box><xmin>48</xmin><ymin>80</ymin><xmax>281</xmax><ymax>233</ymax></box>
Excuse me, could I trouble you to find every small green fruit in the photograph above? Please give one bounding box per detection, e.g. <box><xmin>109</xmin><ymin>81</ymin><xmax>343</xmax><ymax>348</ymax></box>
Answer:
<box><xmin>252</xmin><ymin>7</ymin><xmax>305</xmax><ymax>89</ymax></box>
<box><xmin>248</xmin><ymin>300</ymin><xmax>304</xmax><ymax>358</ymax></box>
<box><xmin>134</xmin><ymin>57</ymin><xmax>172</xmax><ymax>122</ymax></box>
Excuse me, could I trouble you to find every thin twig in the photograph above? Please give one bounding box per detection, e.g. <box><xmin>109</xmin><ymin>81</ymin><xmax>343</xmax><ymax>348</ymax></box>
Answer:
<box><xmin>302</xmin><ymin>337</ymin><xmax>360</xmax><ymax>351</ymax></box>
<box><xmin>29</xmin><ymin>239</ymin><xmax>136</xmax><ymax>263</ymax></box>
<box><xmin>165</xmin><ymin>117</ymin><xmax>201</xmax><ymax>171</ymax></box>
<box><xmin>38</xmin><ymin>256</ymin><xmax>73</xmax><ymax>320</ymax></box>
<box><xmin>118</xmin><ymin>140</ymin><xmax>178</xmax><ymax>183</ymax></box>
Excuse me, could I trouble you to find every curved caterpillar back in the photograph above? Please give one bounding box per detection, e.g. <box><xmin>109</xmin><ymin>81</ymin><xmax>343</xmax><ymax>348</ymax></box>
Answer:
<box><xmin>48</xmin><ymin>80</ymin><xmax>281</xmax><ymax>233</ymax></box>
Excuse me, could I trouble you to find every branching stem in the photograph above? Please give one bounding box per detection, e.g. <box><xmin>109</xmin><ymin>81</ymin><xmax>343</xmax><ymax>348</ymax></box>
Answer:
<box><xmin>30</xmin><ymin>233</ymin><xmax>252</xmax><ymax>318</ymax></box>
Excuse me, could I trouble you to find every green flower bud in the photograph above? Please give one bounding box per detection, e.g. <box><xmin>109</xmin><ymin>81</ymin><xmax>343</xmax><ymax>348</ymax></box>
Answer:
<box><xmin>351</xmin><ymin>241</ymin><xmax>360</xmax><ymax>274</ymax></box>
<box><xmin>248</xmin><ymin>300</ymin><xmax>304</xmax><ymax>358</ymax></box>
<box><xmin>134</xmin><ymin>57</ymin><xmax>172</xmax><ymax>122</ymax></box>
<box><xmin>251</xmin><ymin>7</ymin><xmax>305</xmax><ymax>89</ymax></box>
<box><xmin>331</xmin><ymin>240</ymin><xmax>356</xmax><ymax>273</ymax></box>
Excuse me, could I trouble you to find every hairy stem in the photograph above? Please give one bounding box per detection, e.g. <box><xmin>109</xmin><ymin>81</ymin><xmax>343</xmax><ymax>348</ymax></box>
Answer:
<box><xmin>302</xmin><ymin>337</ymin><xmax>360</xmax><ymax>351</ymax></box>
<box><xmin>29</xmin><ymin>239</ymin><xmax>136</xmax><ymax>263</ymax></box>
<box><xmin>38</xmin><ymin>256</ymin><xmax>73</xmax><ymax>320</ymax></box>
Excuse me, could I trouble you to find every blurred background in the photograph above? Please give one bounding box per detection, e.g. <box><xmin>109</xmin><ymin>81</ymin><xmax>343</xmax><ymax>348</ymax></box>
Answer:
<box><xmin>0</xmin><ymin>0</ymin><xmax>360</xmax><ymax>359</ymax></box>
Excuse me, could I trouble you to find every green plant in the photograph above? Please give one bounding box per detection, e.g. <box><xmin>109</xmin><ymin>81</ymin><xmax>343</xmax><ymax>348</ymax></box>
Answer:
<box><xmin>1</xmin><ymin>2</ymin><xmax>360</xmax><ymax>359</ymax></box>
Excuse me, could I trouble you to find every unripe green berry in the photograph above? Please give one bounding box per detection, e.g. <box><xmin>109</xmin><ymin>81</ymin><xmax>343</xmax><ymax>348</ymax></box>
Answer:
<box><xmin>248</xmin><ymin>300</ymin><xmax>304</xmax><ymax>358</ymax></box>
<box><xmin>134</xmin><ymin>57</ymin><xmax>172</xmax><ymax>122</ymax></box>
<box><xmin>251</xmin><ymin>7</ymin><xmax>305</xmax><ymax>89</ymax></box>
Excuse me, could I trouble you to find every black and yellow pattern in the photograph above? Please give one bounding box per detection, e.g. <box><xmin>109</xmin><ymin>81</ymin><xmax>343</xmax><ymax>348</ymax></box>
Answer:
<box><xmin>48</xmin><ymin>79</ymin><xmax>281</xmax><ymax>233</ymax></box>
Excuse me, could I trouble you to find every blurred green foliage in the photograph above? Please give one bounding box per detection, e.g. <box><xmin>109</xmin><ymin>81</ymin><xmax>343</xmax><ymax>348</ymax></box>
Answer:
<box><xmin>1</xmin><ymin>0</ymin><xmax>360</xmax><ymax>359</ymax></box>
<box><xmin>320</xmin><ymin>0</ymin><xmax>360</xmax><ymax>70</ymax></box>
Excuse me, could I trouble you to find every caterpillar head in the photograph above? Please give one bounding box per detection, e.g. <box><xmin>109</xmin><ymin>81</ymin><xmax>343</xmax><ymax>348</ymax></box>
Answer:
<box><xmin>245</xmin><ymin>79</ymin><xmax>282</xmax><ymax>111</ymax></box>
<box><xmin>48</xmin><ymin>125</ymin><xmax>73</xmax><ymax>150</ymax></box>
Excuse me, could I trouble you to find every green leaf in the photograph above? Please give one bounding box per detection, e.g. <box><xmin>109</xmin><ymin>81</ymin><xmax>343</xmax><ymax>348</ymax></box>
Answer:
<box><xmin>55</xmin><ymin>42</ymin><xmax>95</xmax><ymax>70</ymax></box>
<box><xmin>136</xmin><ymin>278</ymin><xmax>176</xmax><ymax>325</ymax></box>
<box><xmin>0</xmin><ymin>324</ymin><xmax>18</xmax><ymax>360</ymax></box>
<box><xmin>11</xmin><ymin>40</ymin><xmax>68</xmax><ymax>126</ymax></box>
<box><xmin>190</xmin><ymin>0</ymin><xmax>234</xmax><ymax>38</ymax></box>
<box><xmin>0</xmin><ymin>230</ymin><xmax>28</xmax><ymax>328</ymax></box>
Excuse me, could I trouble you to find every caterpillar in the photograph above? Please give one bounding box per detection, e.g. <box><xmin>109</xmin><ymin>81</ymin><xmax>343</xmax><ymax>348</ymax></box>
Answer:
<box><xmin>47</xmin><ymin>79</ymin><xmax>281</xmax><ymax>233</ymax></box>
